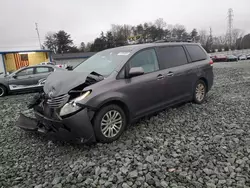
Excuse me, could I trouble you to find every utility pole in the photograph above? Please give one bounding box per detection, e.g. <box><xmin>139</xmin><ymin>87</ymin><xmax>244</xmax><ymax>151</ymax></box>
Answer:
<box><xmin>209</xmin><ymin>27</ymin><xmax>212</xmax><ymax>39</ymax></box>
<box><xmin>35</xmin><ymin>23</ymin><xmax>42</xmax><ymax>49</ymax></box>
<box><xmin>209</xmin><ymin>27</ymin><xmax>213</xmax><ymax>50</ymax></box>
<box><xmin>227</xmin><ymin>8</ymin><xmax>233</xmax><ymax>49</ymax></box>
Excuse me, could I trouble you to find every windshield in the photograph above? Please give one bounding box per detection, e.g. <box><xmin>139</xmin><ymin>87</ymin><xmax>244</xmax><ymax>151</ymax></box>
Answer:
<box><xmin>73</xmin><ymin>48</ymin><xmax>131</xmax><ymax>77</ymax></box>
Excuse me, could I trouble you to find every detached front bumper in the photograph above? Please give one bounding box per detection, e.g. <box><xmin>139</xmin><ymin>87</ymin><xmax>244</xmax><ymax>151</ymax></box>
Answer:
<box><xmin>16</xmin><ymin>108</ymin><xmax>96</xmax><ymax>144</ymax></box>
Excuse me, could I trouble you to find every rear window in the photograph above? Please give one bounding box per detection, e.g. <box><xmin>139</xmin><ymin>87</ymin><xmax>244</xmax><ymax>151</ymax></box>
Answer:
<box><xmin>185</xmin><ymin>45</ymin><xmax>207</xmax><ymax>62</ymax></box>
<box><xmin>157</xmin><ymin>46</ymin><xmax>188</xmax><ymax>69</ymax></box>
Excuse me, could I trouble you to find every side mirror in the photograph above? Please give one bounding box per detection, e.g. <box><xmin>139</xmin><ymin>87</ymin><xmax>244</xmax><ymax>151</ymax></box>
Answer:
<box><xmin>13</xmin><ymin>74</ymin><xmax>17</xmax><ymax>79</ymax></box>
<box><xmin>128</xmin><ymin>67</ymin><xmax>144</xmax><ymax>78</ymax></box>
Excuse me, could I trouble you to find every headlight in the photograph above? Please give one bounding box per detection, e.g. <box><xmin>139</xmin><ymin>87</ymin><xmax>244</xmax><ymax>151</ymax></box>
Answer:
<box><xmin>60</xmin><ymin>91</ymin><xmax>91</xmax><ymax>116</ymax></box>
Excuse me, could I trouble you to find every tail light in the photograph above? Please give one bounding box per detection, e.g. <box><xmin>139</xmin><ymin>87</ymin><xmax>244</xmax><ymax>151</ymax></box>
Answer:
<box><xmin>209</xmin><ymin>59</ymin><xmax>214</xmax><ymax>66</ymax></box>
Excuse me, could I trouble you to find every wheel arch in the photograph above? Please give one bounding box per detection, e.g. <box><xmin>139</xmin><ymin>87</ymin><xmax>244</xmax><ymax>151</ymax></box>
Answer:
<box><xmin>0</xmin><ymin>83</ymin><xmax>8</xmax><ymax>95</ymax></box>
<box><xmin>94</xmin><ymin>99</ymin><xmax>131</xmax><ymax>124</ymax></box>
<box><xmin>199</xmin><ymin>77</ymin><xmax>208</xmax><ymax>92</ymax></box>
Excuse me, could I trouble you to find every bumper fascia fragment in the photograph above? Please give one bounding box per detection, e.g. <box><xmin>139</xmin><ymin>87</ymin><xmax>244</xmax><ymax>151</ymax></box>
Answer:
<box><xmin>16</xmin><ymin>108</ymin><xmax>96</xmax><ymax>144</ymax></box>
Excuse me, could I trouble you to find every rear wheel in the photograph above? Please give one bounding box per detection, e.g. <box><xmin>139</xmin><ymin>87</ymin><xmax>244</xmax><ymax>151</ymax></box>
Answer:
<box><xmin>93</xmin><ymin>104</ymin><xmax>127</xmax><ymax>143</ymax></box>
<box><xmin>193</xmin><ymin>80</ymin><xmax>207</xmax><ymax>104</ymax></box>
<box><xmin>0</xmin><ymin>85</ymin><xmax>7</xmax><ymax>97</ymax></box>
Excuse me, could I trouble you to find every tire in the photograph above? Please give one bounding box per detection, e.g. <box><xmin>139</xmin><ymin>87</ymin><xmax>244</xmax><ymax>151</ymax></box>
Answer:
<box><xmin>0</xmin><ymin>85</ymin><xmax>7</xmax><ymax>97</ymax></box>
<box><xmin>93</xmin><ymin>104</ymin><xmax>127</xmax><ymax>143</ymax></box>
<box><xmin>193</xmin><ymin>80</ymin><xmax>207</xmax><ymax>104</ymax></box>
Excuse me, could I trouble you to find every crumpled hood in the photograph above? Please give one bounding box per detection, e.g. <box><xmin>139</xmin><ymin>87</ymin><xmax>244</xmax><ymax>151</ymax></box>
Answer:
<box><xmin>43</xmin><ymin>71</ymin><xmax>92</xmax><ymax>97</ymax></box>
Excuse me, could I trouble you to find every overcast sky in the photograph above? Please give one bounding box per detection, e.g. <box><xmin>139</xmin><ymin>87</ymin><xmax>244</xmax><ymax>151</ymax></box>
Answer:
<box><xmin>0</xmin><ymin>0</ymin><xmax>249</xmax><ymax>51</ymax></box>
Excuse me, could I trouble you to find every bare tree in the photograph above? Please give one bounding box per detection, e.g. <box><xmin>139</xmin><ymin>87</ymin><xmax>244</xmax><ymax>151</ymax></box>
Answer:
<box><xmin>110</xmin><ymin>24</ymin><xmax>133</xmax><ymax>46</ymax></box>
<box><xmin>154</xmin><ymin>18</ymin><xmax>166</xmax><ymax>29</ymax></box>
<box><xmin>85</xmin><ymin>42</ymin><xmax>92</xmax><ymax>52</ymax></box>
<box><xmin>167</xmin><ymin>24</ymin><xmax>173</xmax><ymax>31</ymax></box>
<box><xmin>79</xmin><ymin>42</ymin><xmax>85</xmax><ymax>52</ymax></box>
<box><xmin>110</xmin><ymin>24</ymin><xmax>122</xmax><ymax>38</ymax></box>
<box><xmin>167</xmin><ymin>24</ymin><xmax>174</xmax><ymax>37</ymax></box>
<box><xmin>171</xmin><ymin>24</ymin><xmax>186</xmax><ymax>39</ymax></box>
<box><xmin>218</xmin><ymin>35</ymin><xmax>226</xmax><ymax>46</ymax></box>
<box><xmin>232</xmin><ymin>29</ymin><xmax>240</xmax><ymax>45</ymax></box>
<box><xmin>199</xmin><ymin>30</ymin><xmax>208</xmax><ymax>46</ymax></box>
<box><xmin>124</xmin><ymin>25</ymin><xmax>132</xmax><ymax>38</ymax></box>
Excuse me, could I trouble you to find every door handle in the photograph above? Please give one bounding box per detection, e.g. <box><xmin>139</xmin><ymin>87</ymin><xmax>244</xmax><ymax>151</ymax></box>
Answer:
<box><xmin>167</xmin><ymin>71</ymin><xmax>174</xmax><ymax>77</ymax></box>
<box><xmin>157</xmin><ymin>74</ymin><xmax>164</xmax><ymax>80</ymax></box>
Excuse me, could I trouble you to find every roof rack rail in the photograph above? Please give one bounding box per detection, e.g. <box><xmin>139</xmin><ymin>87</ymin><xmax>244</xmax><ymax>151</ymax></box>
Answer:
<box><xmin>154</xmin><ymin>39</ymin><xmax>193</xmax><ymax>43</ymax></box>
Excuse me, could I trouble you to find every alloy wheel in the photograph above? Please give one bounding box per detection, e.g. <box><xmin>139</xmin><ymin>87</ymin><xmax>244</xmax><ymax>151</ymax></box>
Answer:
<box><xmin>101</xmin><ymin>110</ymin><xmax>123</xmax><ymax>138</ymax></box>
<box><xmin>195</xmin><ymin>83</ymin><xmax>205</xmax><ymax>102</ymax></box>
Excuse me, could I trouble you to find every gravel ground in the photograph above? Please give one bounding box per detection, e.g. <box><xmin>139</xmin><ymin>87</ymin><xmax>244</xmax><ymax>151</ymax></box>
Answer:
<box><xmin>1</xmin><ymin>61</ymin><xmax>250</xmax><ymax>188</ymax></box>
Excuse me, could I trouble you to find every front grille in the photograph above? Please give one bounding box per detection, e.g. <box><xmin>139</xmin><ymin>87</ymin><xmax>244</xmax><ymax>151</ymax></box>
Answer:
<box><xmin>46</xmin><ymin>94</ymin><xmax>69</xmax><ymax>108</ymax></box>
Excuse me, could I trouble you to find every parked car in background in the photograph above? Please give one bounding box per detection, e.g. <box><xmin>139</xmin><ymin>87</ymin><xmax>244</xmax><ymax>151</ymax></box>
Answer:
<box><xmin>227</xmin><ymin>55</ymin><xmax>238</xmax><ymax>62</ymax></box>
<box><xmin>56</xmin><ymin>64</ymin><xmax>68</xmax><ymax>69</ymax></box>
<box><xmin>238</xmin><ymin>55</ymin><xmax>247</xmax><ymax>60</ymax></box>
<box><xmin>213</xmin><ymin>54</ymin><xmax>227</xmax><ymax>62</ymax></box>
<box><xmin>209</xmin><ymin>55</ymin><xmax>216</xmax><ymax>61</ymax></box>
<box><xmin>40</xmin><ymin>61</ymin><xmax>56</xmax><ymax>66</ymax></box>
<box><xmin>246</xmin><ymin>54</ymin><xmax>250</xmax><ymax>60</ymax></box>
<box><xmin>39</xmin><ymin>61</ymin><xmax>68</xmax><ymax>69</ymax></box>
<box><xmin>0</xmin><ymin>65</ymin><xmax>65</xmax><ymax>97</ymax></box>
<box><xmin>17</xmin><ymin>42</ymin><xmax>214</xmax><ymax>144</ymax></box>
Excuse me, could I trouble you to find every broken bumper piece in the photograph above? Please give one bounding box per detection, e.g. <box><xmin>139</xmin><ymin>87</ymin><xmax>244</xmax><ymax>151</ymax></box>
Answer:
<box><xmin>16</xmin><ymin>108</ymin><xmax>96</xmax><ymax>144</ymax></box>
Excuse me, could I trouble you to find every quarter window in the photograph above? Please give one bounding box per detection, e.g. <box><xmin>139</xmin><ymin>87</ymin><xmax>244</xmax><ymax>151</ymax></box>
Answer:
<box><xmin>129</xmin><ymin>48</ymin><xmax>159</xmax><ymax>73</ymax></box>
<box><xmin>117</xmin><ymin>67</ymin><xmax>125</xmax><ymax>79</ymax></box>
<box><xmin>185</xmin><ymin>45</ymin><xmax>207</xmax><ymax>62</ymax></box>
<box><xmin>157</xmin><ymin>46</ymin><xmax>188</xmax><ymax>69</ymax></box>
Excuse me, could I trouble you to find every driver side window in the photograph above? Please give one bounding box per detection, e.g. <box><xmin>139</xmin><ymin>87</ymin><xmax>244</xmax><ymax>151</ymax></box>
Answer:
<box><xmin>16</xmin><ymin>68</ymin><xmax>34</xmax><ymax>77</ymax></box>
<box><xmin>129</xmin><ymin>48</ymin><xmax>159</xmax><ymax>73</ymax></box>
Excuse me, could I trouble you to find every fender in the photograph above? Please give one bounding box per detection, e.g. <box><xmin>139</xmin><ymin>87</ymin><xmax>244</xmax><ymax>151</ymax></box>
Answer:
<box><xmin>79</xmin><ymin>91</ymin><xmax>130</xmax><ymax>111</ymax></box>
<box><xmin>0</xmin><ymin>82</ymin><xmax>9</xmax><ymax>91</ymax></box>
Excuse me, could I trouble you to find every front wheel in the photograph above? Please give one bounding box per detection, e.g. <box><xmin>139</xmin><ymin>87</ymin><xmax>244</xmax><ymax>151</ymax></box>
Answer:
<box><xmin>0</xmin><ymin>85</ymin><xmax>7</xmax><ymax>97</ymax></box>
<box><xmin>93</xmin><ymin>104</ymin><xmax>127</xmax><ymax>143</ymax></box>
<box><xmin>193</xmin><ymin>80</ymin><xmax>207</xmax><ymax>104</ymax></box>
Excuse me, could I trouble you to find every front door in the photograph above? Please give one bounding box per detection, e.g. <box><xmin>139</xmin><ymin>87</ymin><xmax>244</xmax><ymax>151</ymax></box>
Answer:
<box><xmin>34</xmin><ymin>66</ymin><xmax>54</xmax><ymax>86</ymax></box>
<box><xmin>121</xmin><ymin>48</ymin><xmax>166</xmax><ymax>117</ymax></box>
<box><xmin>8</xmin><ymin>67</ymin><xmax>36</xmax><ymax>91</ymax></box>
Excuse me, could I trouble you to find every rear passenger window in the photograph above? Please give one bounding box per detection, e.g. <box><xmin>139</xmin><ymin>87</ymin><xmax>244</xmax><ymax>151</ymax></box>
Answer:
<box><xmin>157</xmin><ymin>46</ymin><xmax>188</xmax><ymax>69</ymax></box>
<box><xmin>36</xmin><ymin>67</ymin><xmax>50</xmax><ymax>73</ymax></box>
<box><xmin>186</xmin><ymin>45</ymin><xmax>207</xmax><ymax>62</ymax></box>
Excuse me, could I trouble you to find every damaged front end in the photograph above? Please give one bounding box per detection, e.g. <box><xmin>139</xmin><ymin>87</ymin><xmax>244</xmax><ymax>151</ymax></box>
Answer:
<box><xmin>16</xmin><ymin>72</ymin><xmax>104</xmax><ymax>144</ymax></box>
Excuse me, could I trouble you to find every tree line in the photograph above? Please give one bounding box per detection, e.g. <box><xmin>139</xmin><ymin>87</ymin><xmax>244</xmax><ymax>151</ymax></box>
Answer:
<box><xmin>43</xmin><ymin>18</ymin><xmax>250</xmax><ymax>54</ymax></box>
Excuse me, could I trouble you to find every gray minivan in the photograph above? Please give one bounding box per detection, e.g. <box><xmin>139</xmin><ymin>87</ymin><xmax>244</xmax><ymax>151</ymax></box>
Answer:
<box><xmin>17</xmin><ymin>42</ymin><xmax>214</xmax><ymax>143</ymax></box>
